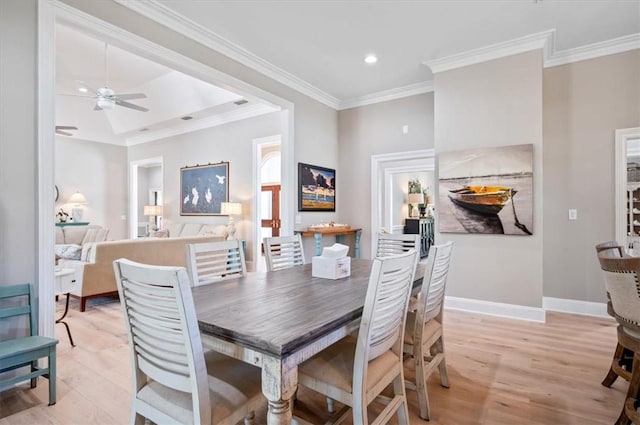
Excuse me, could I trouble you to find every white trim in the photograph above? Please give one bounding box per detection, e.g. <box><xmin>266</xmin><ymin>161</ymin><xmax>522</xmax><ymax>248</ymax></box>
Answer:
<box><xmin>616</xmin><ymin>127</ymin><xmax>640</xmax><ymax>250</ymax></box>
<box><xmin>253</xmin><ymin>134</ymin><xmax>282</xmax><ymax>273</ymax></box>
<box><xmin>338</xmin><ymin>81</ymin><xmax>434</xmax><ymax>110</ymax></box>
<box><xmin>542</xmin><ymin>297</ymin><xmax>608</xmax><ymax>318</ymax></box>
<box><xmin>445</xmin><ymin>296</ymin><xmax>546</xmax><ymax>323</ymax></box>
<box><xmin>424</xmin><ymin>30</ymin><xmax>555</xmax><ymax>74</ymax></box>
<box><xmin>129</xmin><ymin>157</ymin><xmax>163</xmax><ymax>239</ymax></box>
<box><xmin>38</xmin><ymin>0</ymin><xmax>56</xmax><ymax>339</ymax></box>
<box><xmin>113</xmin><ymin>0</ymin><xmax>340</xmax><ymax>110</ymax></box>
<box><xmin>545</xmin><ymin>33</ymin><xmax>640</xmax><ymax>68</ymax></box>
<box><xmin>371</xmin><ymin>150</ymin><xmax>435</xmax><ymax>256</ymax></box>
<box><xmin>126</xmin><ymin>103</ymin><xmax>277</xmax><ymax>146</ymax></box>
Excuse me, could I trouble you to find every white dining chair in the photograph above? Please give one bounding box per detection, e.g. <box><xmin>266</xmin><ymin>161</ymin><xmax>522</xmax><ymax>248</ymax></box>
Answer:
<box><xmin>186</xmin><ymin>239</ymin><xmax>246</xmax><ymax>286</ymax></box>
<box><xmin>298</xmin><ymin>250</ymin><xmax>418</xmax><ymax>425</ymax></box>
<box><xmin>113</xmin><ymin>258</ymin><xmax>264</xmax><ymax>425</ymax></box>
<box><xmin>375</xmin><ymin>232</ymin><xmax>420</xmax><ymax>258</ymax></box>
<box><xmin>403</xmin><ymin>241</ymin><xmax>454</xmax><ymax>420</ymax></box>
<box><xmin>263</xmin><ymin>234</ymin><xmax>305</xmax><ymax>272</ymax></box>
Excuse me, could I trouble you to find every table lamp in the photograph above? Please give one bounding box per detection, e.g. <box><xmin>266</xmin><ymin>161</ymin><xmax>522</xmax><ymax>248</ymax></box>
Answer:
<box><xmin>143</xmin><ymin>205</ymin><xmax>163</xmax><ymax>232</ymax></box>
<box><xmin>221</xmin><ymin>201</ymin><xmax>242</xmax><ymax>240</ymax></box>
<box><xmin>69</xmin><ymin>191</ymin><xmax>88</xmax><ymax>222</ymax></box>
<box><xmin>408</xmin><ymin>193</ymin><xmax>424</xmax><ymax>218</ymax></box>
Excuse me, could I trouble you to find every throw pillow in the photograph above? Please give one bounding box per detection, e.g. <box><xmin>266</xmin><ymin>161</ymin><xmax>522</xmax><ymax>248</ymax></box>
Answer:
<box><xmin>55</xmin><ymin>244</ymin><xmax>82</xmax><ymax>260</ymax></box>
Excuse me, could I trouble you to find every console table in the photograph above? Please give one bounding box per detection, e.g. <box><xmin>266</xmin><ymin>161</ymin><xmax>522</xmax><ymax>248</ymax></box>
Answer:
<box><xmin>404</xmin><ymin>217</ymin><xmax>434</xmax><ymax>258</ymax></box>
<box><xmin>296</xmin><ymin>227</ymin><xmax>362</xmax><ymax>258</ymax></box>
<box><xmin>55</xmin><ymin>222</ymin><xmax>89</xmax><ymax>227</ymax></box>
<box><xmin>55</xmin><ymin>267</ymin><xmax>76</xmax><ymax>346</ymax></box>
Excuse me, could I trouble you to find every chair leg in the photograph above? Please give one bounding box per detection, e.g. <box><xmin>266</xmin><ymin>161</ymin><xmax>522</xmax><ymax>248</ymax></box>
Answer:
<box><xmin>604</xmin><ymin>343</ymin><xmax>626</xmax><ymax>387</ymax></box>
<box><xmin>618</xmin><ymin>354</ymin><xmax>640</xmax><ymax>425</ymax></box>
<box><xmin>393</xmin><ymin>374</ymin><xmax>410</xmax><ymax>425</ymax></box>
<box><xmin>435</xmin><ymin>336</ymin><xmax>450</xmax><ymax>388</ymax></box>
<box><xmin>30</xmin><ymin>360</ymin><xmax>38</xmax><ymax>389</ymax></box>
<box><xmin>415</xmin><ymin>345</ymin><xmax>431</xmax><ymax>420</ymax></box>
<box><xmin>48</xmin><ymin>350</ymin><xmax>56</xmax><ymax>406</ymax></box>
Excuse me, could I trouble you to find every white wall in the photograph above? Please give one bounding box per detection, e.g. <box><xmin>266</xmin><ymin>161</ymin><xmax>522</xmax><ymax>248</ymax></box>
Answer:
<box><xmin>434</xmin><ymin>51</ymin><xmax>544</xmax><ymax>308</ymax></box>
<box><xmin>55</xmin><ymin>137</ymin><xmax>128</xmax><ymax>240</ymax></box>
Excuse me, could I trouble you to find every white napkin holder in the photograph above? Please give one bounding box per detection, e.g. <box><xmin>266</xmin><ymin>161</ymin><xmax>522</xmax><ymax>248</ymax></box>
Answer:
<box><xmin>312</xmin><ymin>243</ymin><xmax>351</xmax><ymax>280</ymax></box>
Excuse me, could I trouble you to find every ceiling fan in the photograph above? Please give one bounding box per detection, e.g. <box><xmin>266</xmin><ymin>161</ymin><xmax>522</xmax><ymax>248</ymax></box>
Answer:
<box><xmin>55</xmin><ymin>125</ymin><xmax>77</xmax><ymax>136</ymax></box>
<box><xmin>64</xmin><ymin>43</ymin><xmax>149</xmax><ymax>112</ymax></box>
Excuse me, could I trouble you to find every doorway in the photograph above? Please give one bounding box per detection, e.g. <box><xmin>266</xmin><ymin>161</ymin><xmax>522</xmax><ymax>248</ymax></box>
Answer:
<box><xmin>261</xmin><ymin>184</ymin><xmax>281</xmax><ymax>241</ymax></box>
<box><xmin>254</xmin><ymin>136</ymin><xmax>281</xmax><ymax>271</ymax></box>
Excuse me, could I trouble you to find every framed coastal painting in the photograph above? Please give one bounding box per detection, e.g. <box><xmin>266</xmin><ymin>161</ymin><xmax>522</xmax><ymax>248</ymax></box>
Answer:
<box><xmin>438</xmin><ymin>144</ymin><xmax>533</xmax><ymax>235</ymax></box>
<box><xmin>180</xmin><ymin>162</ymin><xmax>229</xmax><ymax>215</ymax></box>
<box><xmin>298</xmin><ymin>162</ymin><xmax>336</xmax><ymax>211</ymax></box>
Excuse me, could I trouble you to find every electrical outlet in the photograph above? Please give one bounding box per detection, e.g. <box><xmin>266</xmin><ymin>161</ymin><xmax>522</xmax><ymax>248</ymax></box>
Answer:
<box><xmin>402</xmin><ymin>125</ymin><xmax>409</xmax><ymax>134</ymax></box>
<box><xmin>568</xmin><ymin>209</ymin><xmax>577</xmax><ymax>220</ymax></box>
<box><xmin>295</xmin><ymin>215</ymin><xmax>302</xmax><ymax>225</ymax></box>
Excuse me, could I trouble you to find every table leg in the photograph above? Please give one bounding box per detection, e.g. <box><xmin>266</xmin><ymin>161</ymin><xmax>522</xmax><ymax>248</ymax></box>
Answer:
<box><xmin>313</xmin><ymin>233</ymin><xmax>322</xmax><ymax>256</ymax></box>
<box><xmin>56</xmin><ymin>292</ymin><xmax>76</xmax><ymax>347</ymax></box>
<box><xmin>262</xmin><ymin>356</ymin><xmax>297</xmax><ymax>425</ymax></box>
<box><xmin>354</xmin><ymin>229</ymin><xmax>361</xmax><ymax>258</ymax></box>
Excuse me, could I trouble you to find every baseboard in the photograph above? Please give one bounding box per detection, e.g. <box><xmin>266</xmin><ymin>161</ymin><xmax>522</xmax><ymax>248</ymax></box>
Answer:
<box><xmin>542</xmin><ymin>297</ymin><xmax>608</xmax><ymax>318</ymax></box>
<box><xmin>444</xmin><ymin>296</ymin><xmax>546</xmax><ymax>323</ymax></box>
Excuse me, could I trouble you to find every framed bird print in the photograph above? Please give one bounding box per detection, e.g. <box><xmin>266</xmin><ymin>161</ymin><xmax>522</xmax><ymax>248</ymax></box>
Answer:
<box><xmin>180</xmin><ymin>162</ymin><xmax>229</xmax><ymax>215</ymax></box>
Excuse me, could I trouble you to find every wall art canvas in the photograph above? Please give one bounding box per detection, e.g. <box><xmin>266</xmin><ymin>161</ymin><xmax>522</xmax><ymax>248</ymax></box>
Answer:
<box><xmin>298</xmin><ymin>162</ymin><xmax>336</xmax><ymax>211</ymax></box>
<box><xmin>180</xmin><ymin>162</ymin><xmax>229</xmax><ymax>215</ymax></box>
<box><xmin>438</xmin><ymin>144</ymin><xmax>533</xmax><ymax>235</ymax></box>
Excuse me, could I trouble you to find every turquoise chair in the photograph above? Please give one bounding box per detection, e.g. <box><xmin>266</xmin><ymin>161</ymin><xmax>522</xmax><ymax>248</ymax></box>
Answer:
<box><xmin>0</xmin><ymin>283</ymin><xmax>58</xmax><ymax>405</ymax></box>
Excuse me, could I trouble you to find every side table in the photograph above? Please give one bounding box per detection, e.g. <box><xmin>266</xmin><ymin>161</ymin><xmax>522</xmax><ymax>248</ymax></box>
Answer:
<box><xmin>55</xmin><ymin>267</ymin><xmax>76</xmax><ymax>347</ymax></box>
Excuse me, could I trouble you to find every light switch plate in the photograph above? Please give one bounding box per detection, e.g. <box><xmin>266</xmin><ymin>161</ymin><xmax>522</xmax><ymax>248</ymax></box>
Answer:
<box><xmin>568</xmin><ymin>209</ymin><xmax>577</xmax><ymax>220</ymax></box>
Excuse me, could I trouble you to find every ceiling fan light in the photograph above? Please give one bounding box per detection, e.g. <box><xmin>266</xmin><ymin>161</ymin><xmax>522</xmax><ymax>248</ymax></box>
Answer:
<box><xmin>97</xmin><ymin>98</ymin><xmax>115</xmax><ymax>110</ymax></box>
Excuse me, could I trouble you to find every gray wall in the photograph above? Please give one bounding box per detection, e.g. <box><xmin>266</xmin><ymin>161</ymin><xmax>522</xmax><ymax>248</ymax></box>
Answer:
<box><xmin>338</xmin><ymin>93</ymin><xmax>435</xmax><ymax>259</ymax></box>
<box><xmin>128</xmin><ymin>111</ymin><xmax>284</xmax><ymax>264</ymax></box>
<box><xmin>543</xmin><ymin>50</ymin><xmax>640</xmax><ymax>303</ymax></box>
<box><xmin>434</xmin><ymin>51</ymin><xmax>544</xmax><ymax>308</ymax></box>
<box><xmin>56</xmin><ymin>137</ymin><xmax>128</xmax><ymax>240</ymax></box>
<box><xmin>0</xmin><ymin>0</ymin><xmax>37</xmax><ymax>294</ymax></box>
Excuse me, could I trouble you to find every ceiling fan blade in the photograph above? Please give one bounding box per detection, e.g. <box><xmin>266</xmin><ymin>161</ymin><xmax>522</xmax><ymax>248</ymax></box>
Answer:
<box><xmin>115</xmin><ymin>99</ymin><xmax>149</xmax><ymax>112</ymax></box>
<box><xmin>75</xmin><ymin>80</ymin><xmax>100</xmax><ymax>96</ymax></box>
<box><xmin>56</xmin><ymin>130</ymin><xmax>73</xmax><ymax>136</ymax></box>
<box><xmin>116</xmin><ymin>93</ymin><xmax>147</xmax><ymax>101</ymax></box>
<box><xmin>57</xmin><ymin>93</ymin><xmax>95</xmax><ymax>99</ymax></box>
<box><xmin>56</xmin><ymin>126</ymin><xmax>78</xmax><ymax>131</ymax></box>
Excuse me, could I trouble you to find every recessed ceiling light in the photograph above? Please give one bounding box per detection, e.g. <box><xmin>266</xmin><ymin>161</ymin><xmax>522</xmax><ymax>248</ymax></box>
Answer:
<box><xmin>78</xmin><ymin>87</ymin><xmax>88</xmax><ymax>93</ymax></box>
<box><xmin>364</xmin><ymin>54</ymin><xmax>378</xmax><ymax>64</ymax></box>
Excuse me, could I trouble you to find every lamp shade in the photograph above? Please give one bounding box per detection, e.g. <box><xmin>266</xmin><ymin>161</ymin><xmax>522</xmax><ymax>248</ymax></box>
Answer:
<box><xmin>143</xmin><ymin>205</ymin><xmax>163</xmax><ymax>216</ymax></box>
<box><xmin>220</xmin><ymin>202</ymin><xmax>242</xmax><ymax>216</ymax></box>
<box><xmin>68</xmin><ymin>191</ymin><xmax>88</xmax><ymax>205</ymax></box>
<box><xmin>408</xmin><ymin>193</ymin><xmax>424</xmax><ymax>205</ymax></box>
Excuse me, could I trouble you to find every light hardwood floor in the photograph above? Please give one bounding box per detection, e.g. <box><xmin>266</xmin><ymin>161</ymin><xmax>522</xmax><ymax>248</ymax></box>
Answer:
<box><xmin>0</xmin><ymin>297</ymin><xmax>627</xmax><ymax>424</ymax></box>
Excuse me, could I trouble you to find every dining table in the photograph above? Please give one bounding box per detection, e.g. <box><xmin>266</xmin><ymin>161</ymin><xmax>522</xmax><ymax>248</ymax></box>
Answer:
<box><xmin>192</xmin><ymin>258</ymin><xmax>425</xmax><ymax>425</ymax></box>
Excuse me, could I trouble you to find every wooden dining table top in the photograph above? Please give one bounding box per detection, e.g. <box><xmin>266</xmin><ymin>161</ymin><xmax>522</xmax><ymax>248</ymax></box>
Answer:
<box><xmin>192</xmin><ymin>258</ymin><xmax>424</xmax><ymax>358</ymax></box>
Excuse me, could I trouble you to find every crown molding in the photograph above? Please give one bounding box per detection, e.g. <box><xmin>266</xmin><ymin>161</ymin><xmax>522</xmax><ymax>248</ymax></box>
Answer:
<box><xmin>338</xmin><ymin>81</ymin><xmax>434</xmax><ymax>110</ymax></box>
<box><xmin>126</xmin><ymin>103</ymin><xmax>277</xmax><ymax>146</ymax></box>
<box><xmin>114</xmin><ymin>0</ymin><xmax>341</xmax><ymax>110</ymax></box>
<box><xmin>544</xmin><ymin>32</ymin><xmax>640</xmax><ymax>68</ymax></box>
<box><xmin>424</xmin><ymin>30</ymin><xmax>556</xmax><ymax>74</ymax></box>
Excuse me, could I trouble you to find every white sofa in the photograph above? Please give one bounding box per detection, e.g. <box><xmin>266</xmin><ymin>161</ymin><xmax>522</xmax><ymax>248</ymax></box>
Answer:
<box><xmin>55</xmin><ymin>225</ymin><xmax>109</xmax><ymax>262</ymax></box>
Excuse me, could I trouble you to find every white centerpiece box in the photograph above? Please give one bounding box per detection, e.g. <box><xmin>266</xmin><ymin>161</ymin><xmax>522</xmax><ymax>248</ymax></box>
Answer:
<box><xmin>312</xmin><ymin>243</ymin><xmax>351</xmax><ymax>280</ymax></box>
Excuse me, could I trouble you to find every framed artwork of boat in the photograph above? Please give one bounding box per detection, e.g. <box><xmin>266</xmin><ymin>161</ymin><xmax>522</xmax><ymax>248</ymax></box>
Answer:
<box><xmin>180</xmin><ymin>162</ymin><xmax>229</xmax><ymax>215</ymax></box>
<box><xmin>438</xmin><ymin>144</ymin><xmax>533</xmax><ymax>235</ymax></box>
<box><xmin>298</xmin><ymin>162</ymin><xmax>336</xmax><ymax>211</ymax></box>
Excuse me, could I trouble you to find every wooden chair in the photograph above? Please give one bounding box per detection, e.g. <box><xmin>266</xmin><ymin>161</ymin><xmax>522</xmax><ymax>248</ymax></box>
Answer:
<box><xmin>264</xmin><ymin>234</ymin><xmax>305</xmax><ymax>272</ymax></box>
<box><xmin>0</xmin><ymin>283</ymin><xmax>58</xmax><ymax>406</ymax></box>
<box><xmin>113</xmin><ymin>258</ymin><xmax>264</xmax><ymax>425</ymax></box>
<box><xmin>298</xmin><ymin>250</ymin><xmax>418</xmax><ymax>425</ymax></box>
<box><xmin>375</xmin><ymin>233</ymin><xmax>420</xmax><ymax>258</ymax></box>
<box><xmin>595</xmin><ymin>241</ymin><xmax>635</xmax><ymax>388</ymax></box>
<box><xmin>186</xmin><ymin>239</ymin><xmax>246</xmax><ymax>286</ymax></box>
<box><xmin>597</xmin><ymin>253</ymin><xmax>640</xmax><ymax>425</ymax></box>
<box><xmin>403</xmin><ymin>241</ymin><xmax>454</xmax><ymax>420</ymax></box>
